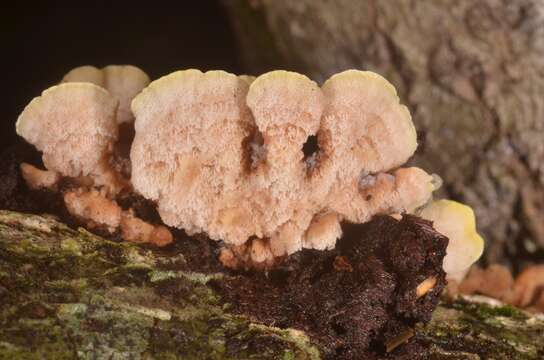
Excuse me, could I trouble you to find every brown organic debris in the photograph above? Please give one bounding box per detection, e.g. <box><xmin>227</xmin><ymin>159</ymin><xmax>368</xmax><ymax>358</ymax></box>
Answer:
<box><xmin>215</xmin><ymin>215</ymin><xmax>448</xmax><ymax>359</ymax></box>
<box><xmin>333</xmin><ymin>255</ymin><xmax>353</xmax><ymax>272</ymax></box>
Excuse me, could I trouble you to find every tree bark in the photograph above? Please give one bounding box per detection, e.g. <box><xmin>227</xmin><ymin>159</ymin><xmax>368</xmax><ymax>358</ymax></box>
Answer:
<box><xmin>0</xmin><ymin>210</ymin><xmax>320</xmax><ymax>359</ymax></box>
<box><xmin>223</xmin><ymin>0</ymin><xmax>544</xmax><ymax>268</ymax></box>
<box><xmin>1</xmin><ymin>210</ymin><xmax>543</xmax><ymax>359</ymax></box>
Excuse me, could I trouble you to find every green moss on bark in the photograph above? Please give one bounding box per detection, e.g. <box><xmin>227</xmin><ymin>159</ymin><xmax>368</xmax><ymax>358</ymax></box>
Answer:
<box><xmin>422</xmin><ymin>298</ymin><xmax>544</xmax><ymax>359</ymax></box>
<box><xmin>0</xmin><ymin>210</ymin><xmax>319</xmax><ymax>359</ymax></box>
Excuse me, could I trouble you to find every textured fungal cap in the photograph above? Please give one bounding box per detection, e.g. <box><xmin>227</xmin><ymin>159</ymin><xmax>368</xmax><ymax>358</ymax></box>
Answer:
<box><xmin>16</xmin><ymin>83</ymin><xmax>118</xmax><ymax>180</ymax></box>
<box><xmin>131</xmin><ymin>69</ymin><xmax>255</xmax><ymax>239</ymax></box>
<box><xmin>419</xmin><ymin>199</ymin><xmax>484</xmax><ymax>276</ymax></box>
<box><xmin>63</xmin><ymin>65</ymin><xmax>150</xmax><ymax>124</ymax></box>
<box><xmin>131</xmin><ymin>69</ymin><xmax>436</xmax><ymax>263</ymax></box>
<box><xmin>321</xmin><ymin>70</ymin><xmax>417</xmax><ymax>173</ymax></box>
<box><xmin>247</xmin><ymin>70</ymin><xmax>323</xmax><ymax>135</ymax></box>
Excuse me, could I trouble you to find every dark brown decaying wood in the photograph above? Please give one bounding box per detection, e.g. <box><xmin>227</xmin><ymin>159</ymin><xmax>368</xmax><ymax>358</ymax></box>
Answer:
<box><xmin>223</xmin><ymin>0</ymin><xmax>544</xmax><ymax>268</ymax></box>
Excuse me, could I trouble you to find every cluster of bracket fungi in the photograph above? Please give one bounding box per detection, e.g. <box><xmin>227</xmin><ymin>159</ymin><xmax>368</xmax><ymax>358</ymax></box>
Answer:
<box><xmin>16</xmin><ymin>65</ymin><xmax>483</xmax><ymax>272</ymax></box>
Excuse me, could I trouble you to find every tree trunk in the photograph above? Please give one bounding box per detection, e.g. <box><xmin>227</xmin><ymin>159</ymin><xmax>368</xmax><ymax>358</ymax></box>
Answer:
<box><xmin>223</xmin><ymin>0</ymin><xmax>544</xmax><ymax>268</ymax></box>
<box><xmin>1</xmin><ymin>210</ymin><xmax>543</xmax><ymax>359</ymax></box>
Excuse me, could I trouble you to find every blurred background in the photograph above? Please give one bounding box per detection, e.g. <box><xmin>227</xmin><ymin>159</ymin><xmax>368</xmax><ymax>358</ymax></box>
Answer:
<box><xmin>2</xmin><ymin>0</ymin><xmax>543</xmax><ymax>272</ymax></box>
<box><xmin>0</xmin><ymin>2</ymin><xmax>242</xmax><ymax>149</ymax></box>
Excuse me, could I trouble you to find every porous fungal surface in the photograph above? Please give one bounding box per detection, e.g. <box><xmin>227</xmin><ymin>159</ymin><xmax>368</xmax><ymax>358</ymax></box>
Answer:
<box><xmin>131</xmin><ymin>69</ymin><xmax>437</xmax><ymax>263</ymax></box>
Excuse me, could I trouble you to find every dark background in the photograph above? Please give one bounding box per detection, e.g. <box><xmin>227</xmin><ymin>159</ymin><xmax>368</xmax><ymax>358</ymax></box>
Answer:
<box><xmin>0</xmin><ymin>1</ymin><xmax>241</xmax><ymax>150</ymax></box>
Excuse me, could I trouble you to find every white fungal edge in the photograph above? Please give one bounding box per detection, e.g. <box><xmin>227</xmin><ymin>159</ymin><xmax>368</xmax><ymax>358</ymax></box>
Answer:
<box><xmin>16</xmin><ymin>82</ymin><xmax>112</xmax><ymax>137</ymax></box>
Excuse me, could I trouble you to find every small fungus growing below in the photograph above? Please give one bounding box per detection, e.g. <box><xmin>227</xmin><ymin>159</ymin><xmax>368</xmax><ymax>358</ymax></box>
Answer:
<box><xmin>454</xmin><ymin>264</ymin><xmax>544</xmax><ymax>313</ymax></box>
<box><xmin>418</xmin><ymin>199</ymin><xmax>484</xmax><ymax>280</ymax></box>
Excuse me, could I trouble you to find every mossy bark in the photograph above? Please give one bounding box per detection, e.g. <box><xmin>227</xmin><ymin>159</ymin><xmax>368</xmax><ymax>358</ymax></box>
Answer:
<box><xmin>1</xmin><ymin>210</ymin><xmax>543</xmax><ymax>359</ymax></box>
<box><xmin>421</xmin><ymin>299</ymin><xmax>544</xmax><ymax>359</ymax></box>
<box><xmin>0</xmin><ymin>210</ymin><xmax>319</xmax><ymax>360</ymax></box>
<box><xmin>223</xmin><ymin>0</ymin><xmax>544</xmax><ymax>268</ymax></box>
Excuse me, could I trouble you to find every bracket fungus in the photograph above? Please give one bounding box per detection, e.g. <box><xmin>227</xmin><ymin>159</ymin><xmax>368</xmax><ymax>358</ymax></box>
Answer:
<box><xmin>60</xmin><ymin>65</ymin><xmax>151</xmax><ymax>180</ymax></box>
<box><xmin>16</xmin><ymin>82</ymin><xmax>123</xmax><ymax>194</ymax></box>
<box><xmin>15</xmin><ymin>65</ymin><xmax>171</xmax><ymax>247</ymax></box>
<box><xmin>15</xmin><ymin>66</ymin><xmax>484</xmax><ymax>270</ymax></box>
<box><xmin>130</xmin><ymin>69</ymin><xmax>438</xmax><ymax>266</ymax></box>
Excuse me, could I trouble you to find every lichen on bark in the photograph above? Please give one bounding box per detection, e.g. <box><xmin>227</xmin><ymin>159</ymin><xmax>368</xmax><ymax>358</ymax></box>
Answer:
<box><xmin>1</xmin><ymin>210</ymin><xmax>543</xmax><ymax>359</ymax></box>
